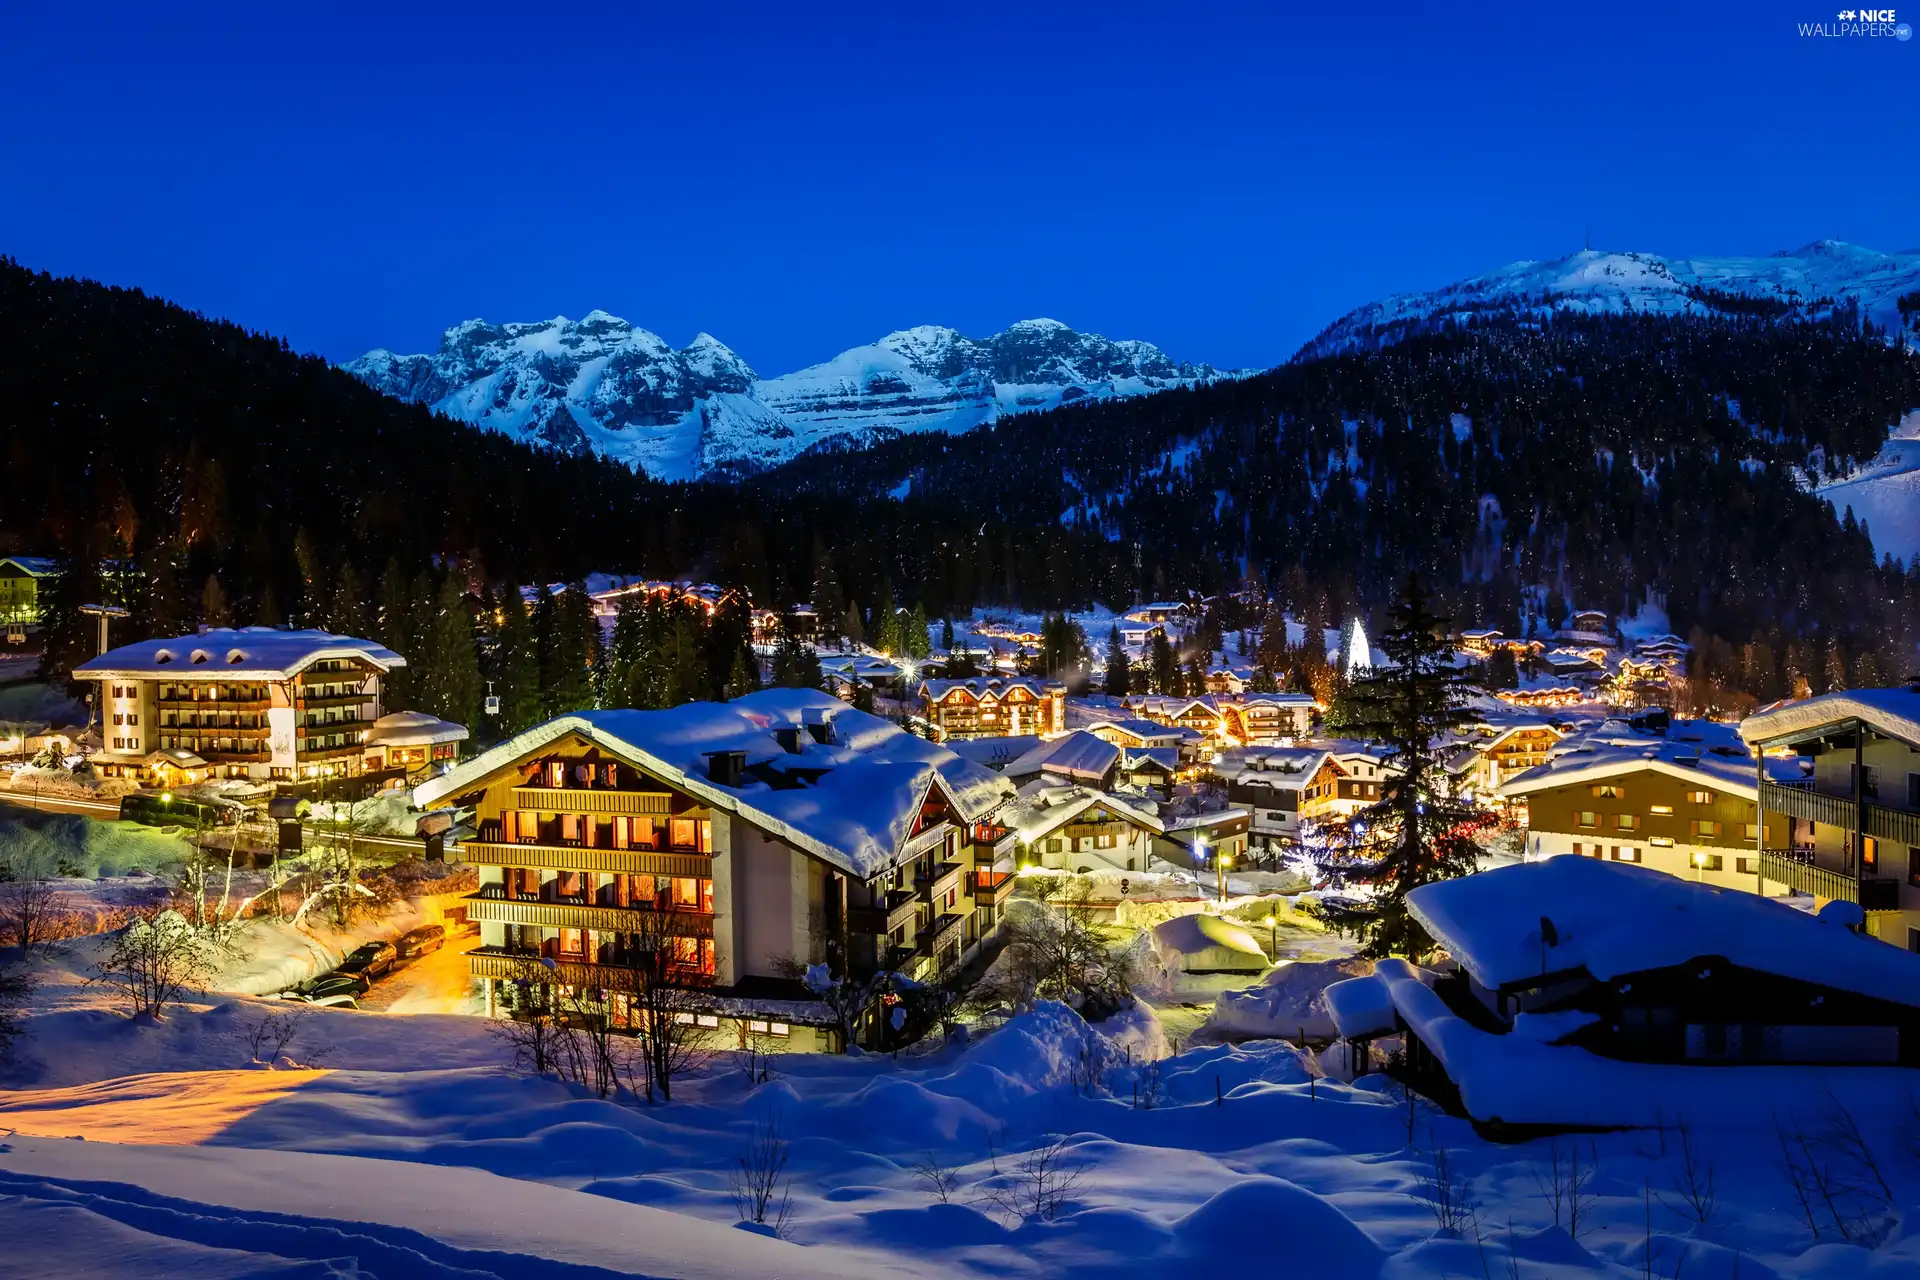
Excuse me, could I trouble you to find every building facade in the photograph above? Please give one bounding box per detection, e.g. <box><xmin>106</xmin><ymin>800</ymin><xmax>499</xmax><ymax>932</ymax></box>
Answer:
<box><xmin>920</xmin><ymin>676</ymin><xmax>1066</xmax><ymax>740</ymax></box>
<box><xmin>75</xmin><ymin>628</ymin><xmax>410</xmax><ymax>784</ymax></box>
<box><xmin>0</xmin><ymin>556</ymin><xmax>57</xmax><ymax>626</ymax></box>
<box><xmin>416</xmin><ymin>690</ymin><xmax>1017</xmax><ymax>1051</ymax></box>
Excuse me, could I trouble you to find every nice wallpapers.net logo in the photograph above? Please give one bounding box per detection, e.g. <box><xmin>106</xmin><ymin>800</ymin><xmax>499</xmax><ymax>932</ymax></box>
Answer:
<box><xmin>1799</xmin><ymin>8</ymin><xmax>1913</xmax><ymax>36</ymax></box>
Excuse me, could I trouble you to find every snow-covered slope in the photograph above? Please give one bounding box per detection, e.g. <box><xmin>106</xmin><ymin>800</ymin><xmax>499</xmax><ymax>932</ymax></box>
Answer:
<box><xmin>1301</xmin><ymin>241</ymin><xmax>1920</xmax><ymax>359</ymax></box>
<box><xmin>348</xmin><ymin>315</ymin><xmax>1234</xmax><ymax>480</ymax></box>
<box><xmin>1818</xmin><ymin>410</ymin><xmax>1920</xmax><ymax>563</ymax></box>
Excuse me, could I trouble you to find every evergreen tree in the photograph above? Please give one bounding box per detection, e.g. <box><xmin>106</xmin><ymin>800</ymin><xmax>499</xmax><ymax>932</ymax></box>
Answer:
<box><xmin>843</xmin><ymin>599</ymin><xmax>865</xmax><ymax>648</ymax></box>
<box><xmin>940</xmin><ymin>616</ymin><xmax>955</xmax><ymax>652</ymax></box>
<box><xmin>34</xmin><ymin>554</ymin><xmax>107</xmax><ymax>688</ymax></box>
<box><xmin>1147</xmin><ymin>630</ymin><xmax>1178</xmax><ymax>694</ymax></box>
<box><xmin>872</xmin><ymin>581</ymin><xmax>900</xmax><ymax>656</ymax></box>
<box><xmin>1822</xmin><ymin>636</ymin><xmax>1849</xmax><ymax>693</ymax></box>
<box><xmin>201</xmin><ymin>574</ymin><xmax>232</xmax><ymax>628</ymax></box>
<box><xmin>726</xmin><ymin>645</ymin><xmax>760</xmax><ymax>699</ymax></box>
<box><xmin>1338</xmin><ymin>578</ymin><xmax>1485</xmax><ymax>959</ymax></box>
<box><xmin>493</xmin><ymin>586</ymin><xmax>544</xmax><ymax>733</ymax></box>
<box><xmin>905</xmin><ymin>603</ymin><xmax>932</xmax><ymax>661</ymax></box>
<box><xmin>1038</xmin><ymin>612</ymin><xmax>1089</xmax><ymax>681</ymax></box>
<box><xmin>810</xmin><ymin>554</ymin><xmax>845</xmax><ymax>643</ymax></box>
<box><xmin>331</xmin><ymin>561</ymin><xmax>372</xmax><ymax>638</ymax></box>
<box><xmin>375</xmin><ymin>560</ymin><xmax>417</xmax><ymax>708</ymax></box>
<box><xmin>1104</xmin><ymin>624</ymin><xmax>1131</xmax><ymax>696</ymax></box>
<box><xmin>1486</xmin><ymin>646</ymin><xmax>1519</xmax><ymax>689</ymax></box>
<box><xmin>770</xmin><ymin>617</ymin><xmax>823</xmax><ymax>689</ymax></box>
<box><xmin>542</xmin><ymin>582</ymin><xmax>598</xmax><ymax>714</ymax></box>
<box><xmin>606</xmin><ymin>593</ymin><xmax>648</xmax><ymax>708</ymax></box>
<box><xmin>419</xmin><ymin>573</ymin><xmax>483</xmax><ymax>728</ymax></box>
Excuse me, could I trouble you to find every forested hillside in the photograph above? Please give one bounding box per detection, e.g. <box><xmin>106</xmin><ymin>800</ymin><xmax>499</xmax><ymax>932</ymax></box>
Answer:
<box><xmin>5</xmin><ymin>257</ymin><xmax>1919</xmax><ymax>714</ymax></box>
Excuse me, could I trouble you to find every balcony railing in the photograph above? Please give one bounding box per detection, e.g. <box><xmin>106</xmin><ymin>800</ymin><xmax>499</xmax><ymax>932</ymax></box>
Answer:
<box><xmin>467</xmin><ymin>946</ymin><xmax>715</xmax><ymax>989</ymax></box>
<box><xmin>158</xmin><ymin>696</ymin><xmax>271</xmax><ymax>711</ymax></box>
<box><xmin>848</xmin><ymin>890</ymin><xmax>918</xmax><ymax>937</ymax></box>
<box><xmin>466</xmin><ymin>891</ymin><xmax>715</xmax><ymax>937</ymax></box>
<box><xmin>902</xmin><ymin>822</ymin><xmax>955</xmax><ymax>861</ymax></box>
<box><xmin>969</xmin><ymin>869</ymin><xmax>1016</xmax><ymax>907</ymax></box>
<box><xmin>916</xmin><ymin>860</ymin><xmax>963</xmax><ymax>904</ymax></box>
<box><xmin>929</xmin><ymin>912</ymin><xmax>966</xmax><ymax>952</ymax></box>
<box><xmin>1760</xmin><ymin>780</ymin><xmax>1920</xmax><ymax>849</ymax></box>
<box><xmin>1757</xmin><ymin>848</ymin><xmax>1901</xmax><ymax>912</ymax></box>
<box><xmin>457</xmin><ymin>840</ymin><xmax>710</xmax><ymax>877</ymax></box>
<box><xmin>511</xmin><ymin>786</ymin><xmax>673</xmax><ymax>816</ymax></box>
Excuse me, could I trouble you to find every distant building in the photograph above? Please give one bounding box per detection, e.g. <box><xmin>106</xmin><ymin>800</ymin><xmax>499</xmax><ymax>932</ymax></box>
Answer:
<box><xmin>74</xmin><ymin>628</ymin><xmax>421</xmax><ymax>786</ymax></box>
<box><xmin>362</xmin><ymin>710</ymin><xmax>469</xmax><ymax>776</ymax></box>
<box><xmin>920</xmin><ymin>676</ymin><xmax>1066</xmax><ymax>740</ymax></box>
<box><xmin>0</xmin><ymin>556</ymin><xmax>58</xmax><ymax>626</ymax></box>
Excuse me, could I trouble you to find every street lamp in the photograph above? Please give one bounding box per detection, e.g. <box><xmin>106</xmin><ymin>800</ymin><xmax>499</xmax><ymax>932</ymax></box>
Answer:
<box><xmin>1263</xmin><ymin>911</ymin><xmax>1277</xmax><ymax>956</ymax></box>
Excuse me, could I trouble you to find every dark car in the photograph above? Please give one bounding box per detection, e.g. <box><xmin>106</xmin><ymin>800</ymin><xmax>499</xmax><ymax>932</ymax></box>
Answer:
<box><xmin>336</xmin><ymin>940</ymin><xmax>397</xmax><ymax>982</ymax></box>
<box><xmin>289</xmin><ymin>973</ymin><xmax>367</xmax><ymax>1005</ymax></box>
<box><xmin>396</xmin><ymin>924</ymin><xmax>445</xmax><ymax>960</ymax></box>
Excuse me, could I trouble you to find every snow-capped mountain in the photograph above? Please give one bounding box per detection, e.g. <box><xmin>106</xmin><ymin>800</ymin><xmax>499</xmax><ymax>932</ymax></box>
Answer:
<box><xmin>347</xmin><ymin>315</ymin><xmax>1234</xmax><ymax>480</ymax></box>
<box><xmin>1818</xmin><ymin>410</ymin><xmax>1920</xmax><ymax>564</ymax></box>
<box><xmin>1300</xmin><ymin>240</ymin><xmax>1920</xmax><ymax>358</ymax></box>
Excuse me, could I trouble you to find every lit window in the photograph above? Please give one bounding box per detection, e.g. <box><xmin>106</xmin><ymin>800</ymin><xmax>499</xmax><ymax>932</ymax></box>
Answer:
<box><xmin>696</xmin><ymin>1014</ymin><xmax>720</xmax><ymax>1028</ymax></box>
<box><xmin>1577</xmin><ymin>811</ymin><xmax>1598</xmax><ymax>828</ymax></box>
<box><xmin>1650</xmin><ymin>836</ymin><xmax>1675</xmax><ymax>847</ymax></box>
<box><xmin>768</xmin><ymin>1022</ymin><xmax>790</xmax><ymax>1036</ymax></box>
<box><xmin>1688</xmin><ymin>791</ymin><xmax>1715</xmax><ymax>805</ymax></box>
<box><xmin>1650</xmin><ymin>804</ymin><xmax>1674</xmax><ymax>816</ymax></box>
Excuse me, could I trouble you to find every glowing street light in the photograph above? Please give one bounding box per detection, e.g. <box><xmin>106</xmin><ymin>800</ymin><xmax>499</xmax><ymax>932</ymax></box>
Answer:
<box><xmin>1263</xmin><ymin>911</ymin><xmax>1277</xmax><ymax>956</ymax></box>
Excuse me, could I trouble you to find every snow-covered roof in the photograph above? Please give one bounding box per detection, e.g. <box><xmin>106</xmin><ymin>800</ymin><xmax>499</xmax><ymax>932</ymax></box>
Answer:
<box><xmin>921</xmin><ymin>676</ymin><xmax>1061</xmax><ymax>701</ymax></box>
<box><xmin>1238</xmin><ymin>692</ymin><xmax>1317</xmax><ymax>709</ymax></box>
<box><xmin>75</xmin><ymin>628</ymin><xmax>406</xmax><ymax>681</ymax></box>
<box><xmin>0</xmin><ymin>555</ymin><xmax>59</xmax><ymax>577</ymax></box>
<box><xmin>1498</xmin><ymin>717</ymin><xmax>1791</xmax><ymax>799</ymax></box>
<box><xmin>943</xmin><ymin>735</ymin><xmax>1042</xmax><ymax>769</ymax></box>
<box><xmin>1324</xmin><ymin>959</ymin><xmax>1419</xmax><ymax>1038</ymax></box>
<box><xmin>1001</xmin><ymin>782</ymin><xmax>1164</xmax><ymax>845</ymax></box>
<box><xmin>1407</xmin><ymin>857</ymin><xmax>1920</xmax><ymax>1008</ymax></box>
<box><xmin>1741</xmin><ymin>687</ymin><xmax>1920</xmax><ymax>750</ymax></box>
<box><xmin>1083</xmin><ymin>718</ymin><xmax>1181</xmax><ymax>742</ymax></box>
<box><xmin>1003</xmin><ymin>731</ymin><xmax>1119</xmax><ymax>784</ymax></box>
<box><xmin>416</xmin><ymin>689</ymin><xmax>1012</xmax><ymax>880</ymax></box>
<box><xmin>365</xmin><ymin>711</ymin><xmax>470</xmax><ymax>747</ymax></box>
<box><xmin>1122</xmin><ymin>746</ymin><xmax>1179</xmax><ymax>773</ymax></box>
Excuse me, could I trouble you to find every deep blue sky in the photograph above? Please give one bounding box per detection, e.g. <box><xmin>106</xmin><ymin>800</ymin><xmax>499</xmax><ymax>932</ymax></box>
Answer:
<box><xmin>2</xmin><ymin>1</ymin><xmax>1914</xmax><ymax>374</ymax></box>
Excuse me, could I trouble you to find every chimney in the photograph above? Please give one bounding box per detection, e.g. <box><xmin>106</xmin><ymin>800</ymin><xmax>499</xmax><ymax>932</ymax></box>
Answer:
<box><xmin>804</xmin><ymin>706</ymin><xmax>839</xmax><ymax>744</ymax></box>
<box><xmin>703</xmin><ymin>750</ymin><xmax>747</xmax><ymax>787</ymax></box>
<box><xmin>773</xmin><ymin>725</ymin><xmax>804</xmax><ymax>754</ymax></box>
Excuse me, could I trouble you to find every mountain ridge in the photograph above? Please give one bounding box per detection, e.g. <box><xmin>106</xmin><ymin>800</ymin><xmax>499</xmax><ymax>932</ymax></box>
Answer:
<box><xmin>346</xmin><ymin>315</ymin><xmax>1240</xmax><ymax>480</ymax></box>
<box><xmin>1299</xmin><ymin>240</ymin><xmax>1920</xmax><ymax>360</ymax></box>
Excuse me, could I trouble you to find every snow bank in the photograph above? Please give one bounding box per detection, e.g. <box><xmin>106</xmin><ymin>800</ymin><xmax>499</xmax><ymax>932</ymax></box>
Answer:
<box><xmin>1210</xmin><ymin>957</ymin><xmax>1373</xmax><ymax>1042</ymax></box>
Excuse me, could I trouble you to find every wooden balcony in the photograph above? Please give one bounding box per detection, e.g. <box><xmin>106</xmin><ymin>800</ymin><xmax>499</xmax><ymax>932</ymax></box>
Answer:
<box><xmin>158</xmin><ymin>696</ymin><xmax>270</xmax><ymax>711</ymax></box>
<box><xmin>511</xmin><ymin>786</ymin><xmax>674</xmax><ymax>816</ymax></box>
<box><xmin>848</xmin><ymin>890</ymin><xmax>917</xmax><ymax>936</ymax></box>
<box><xmin>457</xmin><ymin>840</ymin><xmax>709</xmax><ymax>877</ymax></box>
<box><xmin>929</xmin><ymin>911</ymin><xmax>966</xmax><ymax>953</ymax></box>
<box><xmin>466</xmin><ymin>892</ymin><xmax>715</xmax><ymax>936</ymax></box>
<box><xmin>466</xmin><ymin>946</ymin><xmax>715</xmax><ymax>989</ymax></box>
<box><xmin>902</xmin><ymin>822</ymin><xmax>955</xmax><ymax>861</ymax></box>
<box><xmin>969</xmin><ymin>869</ymin><xmax>1015</xmax><ymax>908</ymax></box>
<box><xmin>1757</xmin><ymin>849</ymin><xmax>1901</xmax><ymax>912</ymax></box>
<box><xmin>1760</xmin><ymin>780</ymin><xmax>1920</xmax><ymax>849</ymax></box>
<box><xmin>916</xmin><ymin>860</ymin><xmax>963</xmax><ymax>904</ymax></box>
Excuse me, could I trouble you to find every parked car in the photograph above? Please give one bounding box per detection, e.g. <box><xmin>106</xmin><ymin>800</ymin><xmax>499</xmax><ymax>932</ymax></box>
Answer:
<box><xmin>290</xmin><ymin>973</ymin><xmax>366</xmax><ymax>1006</ymax></box>
<box><xmin>336</xmin><ymin>940</ymin><xmax>397</xmax><ymax>981</ymax></box>
<box><xmin>396</xmin><ymin>924</ymin><xmax>445</xmax><ymax>959</ymax></box>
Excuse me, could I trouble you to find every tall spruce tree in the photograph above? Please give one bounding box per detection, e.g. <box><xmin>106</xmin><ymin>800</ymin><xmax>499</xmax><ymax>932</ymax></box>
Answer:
<box><xmin>493</xmin><ymin>587</ymin><xmax>544</xmax><ymax>733</ymax></box>
<box><xmin>1104</xmin><ymin>624</ymin><xmax>1131</xmax><ymax>696</ymax></box>
<box><xmin>904</xmin><ymin>603</ymin><xmax>932</xmax><ymax>661</ymax></box>
<box><xmin>420</xmin><ymin>573</ymin><xmax>483</xmax><ymax>728</ymax></box>
<box><xmin>1147</xmin><ymin>630</ymin><xmax>1178</xmax><ymax>694</ymax></box>
<box><xmin>810</xmin><ymin>554</ymin><xmax>845</xmax><ymax>644</ymax></box>
<box><xmin>1339</xmin><ymin>577</ymin><xmax>1486</xmax><ymax>959</ymax></box>
<box><xmin>331</xmin><ymin>561</ymin><xmax>372</xmax><ymax>639</ymax></box>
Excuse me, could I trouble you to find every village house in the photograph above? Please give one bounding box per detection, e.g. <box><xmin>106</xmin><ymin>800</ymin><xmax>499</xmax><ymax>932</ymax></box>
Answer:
<box><xmin>1219</xmin><ymin>693</ymin><xmax>1317</xmax><ymax>744</ymax></box>
<box><xmin>0</xmin><ymin>555</ymin><xmax>58</xmax><ymax>627</ymax></box>
<box><xmin>1741</xmin><ymin>686</ymin><xmax>1920</xmax><ymax>951</ymax></box>
<box><xmin>919</xmin><ymin>675</ymin><xmax>1066</xmax><ymax>740</ymax></box>
<box><xmin>1214</xmin><ymin>746</ymin><xmax>1356</xmax><ymax>851</ymax></box>
<box><xmin>1004</xmin><ymin>781</ymin><xmax>1164</xmax><ymax>875</ymax></box>
<box><xmin>74</xmin><ymin>628</ymin><xmax>425</xmax><ymax>786</ymax></box>
<box><xmin>1499</xmin><ymin>718</ymin><xmax>1793</xmax><ymax>894</ymax></box>
<box><xmin>1001</xmin><ymin>730</ymin><xmax>1121</xmax><ymax>791</ymax></box>
<box><xmin>415</xmin><ymin>689</ymin><xmax>1017</xmax><ymax>1051</ymax></box>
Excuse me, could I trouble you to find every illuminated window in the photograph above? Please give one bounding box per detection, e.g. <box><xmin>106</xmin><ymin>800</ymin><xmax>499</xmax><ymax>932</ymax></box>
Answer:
<box><xmin>1688</xmin><ymin>791</ymin><xmax>1715</xmax><ymax>805</ymax></box>
<box><xmin>1650</xmin><ymin>804</ymin><xmax>1674</xmax><ymax>816</ymax></box>
<box><xmin>1577</xmin><ymin>811</ymin><xmax>1598</xmax><ymax>828</ymax></box>
<box><xmin>1590</xmin><ymin>784</ymin><xmax>1625</xmax><ymax>799</ymax></box>
<box><xmin>1614</xmin><ymin>814</ymin><xmax>1639</xmax><ymax>831</ymax></box>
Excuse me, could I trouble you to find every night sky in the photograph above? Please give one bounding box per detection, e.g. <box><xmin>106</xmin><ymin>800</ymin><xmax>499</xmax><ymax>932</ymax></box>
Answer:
<box><xmin>2</xmin><ymin>0</ymin><xmax>1913</xmax><ymax>374</ymax></box>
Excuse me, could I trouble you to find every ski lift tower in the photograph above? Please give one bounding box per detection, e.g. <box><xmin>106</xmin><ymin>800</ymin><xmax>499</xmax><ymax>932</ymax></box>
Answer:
<box><xmin>77</xmin><ymin>603</ymin><xmax>129</xmax><ymax>743</ymax></box>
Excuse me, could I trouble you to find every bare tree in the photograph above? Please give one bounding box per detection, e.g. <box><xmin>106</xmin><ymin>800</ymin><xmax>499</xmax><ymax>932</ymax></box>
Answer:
<box><xmin>970</xmin><ymin>879</ymin><xmax>1134</xmax><ymax>1018</ymax></box>
<box><xmin>92</xmin><ymin>910</ymin><xmax>215</xmax><ymax>1019</ymax></box>
<box><xmin>489</xmin><ymin>954</ymin><xmax>578</xmax><ymax>1077</ymax></box>
<box><xmin>1534</xmin><ymin>1140</ymin><xmax>1600</xmax><ymax>1240</ymax></box>
<box><xmin>912</xmin><ymin>1151</ymin><xmax>962</xmax><ymax>1203</ymax></box>
<box><xmin>610</xmin><ymin>914</ymin><xmax>716</xmax><ymax>1103</ymax></box>
<box><xmin>730</xmin><ymin>1110</ymin><xmax>795</xmax><ymax>1237</ymax></box>
<box><xmin>1656</xmin><ymin>1114</ymin><xmax>1718</xmax><ymax>1226</ymax></box>
<box><xmin>981</xmin><ymin>1133</ymin><xmax>1086</xmax><ymax>1224</ymax></box>
<box><xmin>1415</xmin><ymin>1128</ymin><xmax>1478</xmax><ymax>1234</ymax></box>
<box><xmin>0</xmin><ymin>848</ymin><xmax>61</xmax><ymax>954</ymax></box>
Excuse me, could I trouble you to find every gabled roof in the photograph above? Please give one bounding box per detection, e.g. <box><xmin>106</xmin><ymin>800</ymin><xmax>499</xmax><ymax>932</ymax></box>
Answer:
<box><xmin>1408</xmin><ymin>857</ymin><xmax>1920</xmax><ymax>1010</ymax></box>
<box><xmin>922</xmin><ymin>676</ymin><xmax>1061</xmax><ymax>701</ymax></box>
<box><xmin>1082</xmin><ymin>718</ymin><xmax>1181</xmax><ymax>743</ymax></box>
<box><xmin>1499</xmin><ymin>718</ymin><xmax>1795</xmax><ymax>799</ymax></box>
<box><xmin>75</xmin><ymin>628</ymin><xmax>405</xmax><ymax>680</ymax></box>
<box><xmin>1003</xmin><ymin>731</ymin><xmax>1120</xmax><ymax>784</ymax></box>
<box><xmin>0</xmin><ymin>556</ymin><xmax>59</xmax><ymax>577</ymax></box>
<box><xmin>1741</xmin><ymin>687</ymin><xmax>1920</xmax><ymax>751</ymax></box>
<box><xmin>366</xmin><ymin>711</ymin><xmax>470</xmax><ymax>747</ymax></box>
<box><xmin>944</xmin><ymin>735</ymin><xmax>1042</xmax><ymax>769</ymax></box>
<box><xmin>1002</xmin><ymin>782</ymin><xmax>1164</xmax><ymax>844</ymax></box>
<box><xmin>416</xmin><ymin>688</ymin><xmax>1011</xmax><ymax>880</ymax></box>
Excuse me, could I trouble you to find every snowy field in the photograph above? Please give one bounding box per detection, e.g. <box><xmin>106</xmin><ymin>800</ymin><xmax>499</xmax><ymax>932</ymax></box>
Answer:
<box><xmin>7</xmin><ymin>913</ymin><xmax>1920</xmax><ymax>1278</ymax></box>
